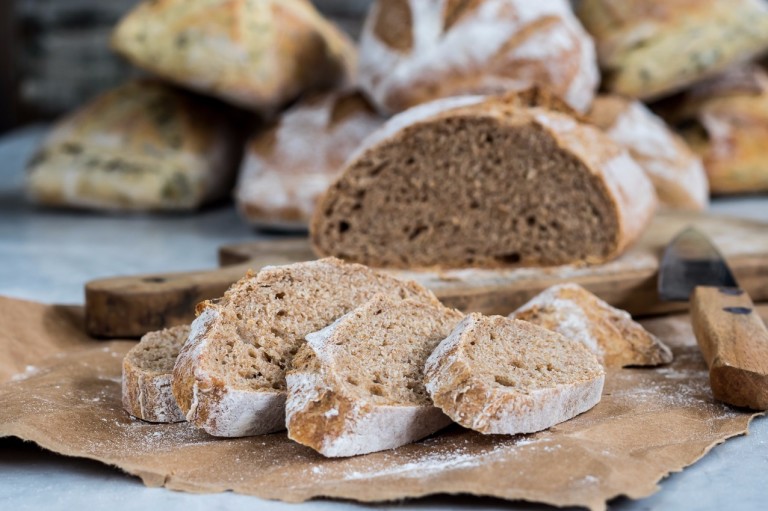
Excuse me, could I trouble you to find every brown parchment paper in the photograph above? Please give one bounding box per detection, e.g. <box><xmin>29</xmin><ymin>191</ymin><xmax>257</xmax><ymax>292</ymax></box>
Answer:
<box><xmin>0</xmin><ymin>295</ymin><xmax>763</xmax><ymax>511</ymax></box>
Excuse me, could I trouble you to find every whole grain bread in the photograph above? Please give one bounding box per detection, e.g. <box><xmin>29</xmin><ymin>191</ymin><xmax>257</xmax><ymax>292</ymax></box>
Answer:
<box><xmin>172</xmin><ymin>258</ymin><xmax>438</xmax><ymax>437</ymax></box>
<box><xmin>25</xmin><ymin>80</ymin><xmax>241</xmax><ymax>211</ymax></box>
<box><xmin>122</xmin><ymin>325</ymin><xmax>190</xmax><ymax>423</ymax></box>
<box><xmin>310</xmin><ymin>95</ymin><xmax>657</xmax><ymax>269</ymax></box>
<box><xmin>510</xmin><ymin>283</ymin><xmax>673</xmax><ymax>368</ymax></box>
<box><xmin>588</xmin><ymin>95</ymin><xmax>708</xmax><ymax>211</ymax></box>
<box><xmin>286</xmin><ymin>295</ymin><xmax>462</xmax><ymax>457</ymax></box>
<box><xmin>425</xmin><ymin>314</ymin><xmax>605</xmax><ymax>435</ymax></box>
<box><xmin>358</xmin><ymin>0</ymin><xmax>599</xmax><ymax>114</ymax></box>
<box><xmin>112</xmin><ymin>0</ymin><xmax>356</xmax><ymax>113</ymax></box>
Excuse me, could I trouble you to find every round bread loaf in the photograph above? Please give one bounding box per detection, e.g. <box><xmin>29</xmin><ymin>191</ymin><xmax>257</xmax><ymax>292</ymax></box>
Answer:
<box><xmin>310</xmin><ymin>95</ymin><xmax>657</xmax><ymax>269</ymax></box>
<box><xmin>576</xmin><ymin>0</ymin><xmax>768</xmax><ymax>100</ymax></box>
<box><xmin>112</xmin><ymin>0</ymin><xmax>356</xmax><ymax>113</ymax></box>
<box><xmin>235</xmin><ymin>90</ymin><xmax>384</xmax><ymax>230</ymax></box>
<box><xmin>357</xmin><ymin>0</ymin><xmax>599</xmax><ymax>114</ymax></box>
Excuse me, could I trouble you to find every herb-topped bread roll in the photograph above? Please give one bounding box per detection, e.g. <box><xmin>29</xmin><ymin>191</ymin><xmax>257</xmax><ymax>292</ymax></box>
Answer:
<box><xmin>666</xmin><ymin>65</ymin><xmax>768</xmax><ymax>195</ymax></box>
<box><xmin>358</xmin><ymin>0</ymin><xmax>599</xmax><ymax>114</ymax></box>
<box><xmin>576</xmin><ymin>0</ymin><xmax>768</xmax><ymax>100</ymax></box>
<box><xmin>235</xmin><ymin>90</ymin><xmax>384</xmax><ymax>230</ymax></box>
<box><xmin>311</xmin><ymin>95</ymin><xmax>657</xmax><ymax>269</ymax></box>
<box><xmin>25</xmin><ymin>80</ymin><xmax>241</xmax><ymax>211</ymax></box>
<box><xmin>112</xmin><ymin>0</ymin><xmax>356</xmax><ymax>113</ymax></box>
<box><xmin>588</xmin><ymin>94</ymin><xmax>709</xmax><ymax>211</ymax></box>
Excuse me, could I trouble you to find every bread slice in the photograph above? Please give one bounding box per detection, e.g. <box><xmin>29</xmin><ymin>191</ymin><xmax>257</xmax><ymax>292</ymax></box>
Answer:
<box><xmin>172</xmin><ymin>258</ymin><xmax>438</xmax><ymax>437</ymax></box>
<box><xmin>286</xmin><ymin>295</ymin><xmax>462</xmax><ymax>457</ymax></box>
<box><xmin>310</xmin><ymin>95</ymin><xmax>657</xmax><ymax>269</ymax></box>
<box><xmin>424</xmin><ymin>314</ymin><xmax>605</xmax><ymax>435</ymax></box>
<box><xmin>510</xmin><ymin>284</ymin><xmax>673</xmax><ymax>368</ymax></box>
<box><xmin>122</xmin><ymin>325</ymin><xmax>190</xmax><ymax>423</ymax></box>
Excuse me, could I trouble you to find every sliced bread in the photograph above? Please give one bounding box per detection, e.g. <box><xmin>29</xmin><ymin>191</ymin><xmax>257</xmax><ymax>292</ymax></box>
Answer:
<box><xmin>310</xmin><ymin>95</ymin><xmax>657</xmax><ymax>269</ymax></box>
<box><xmin>122</xmin><ymin>325</ymin><xmax>190</xmax><ymax>423</ymax></box>
<box><xmin>510</xmin><ymin>283</ymin><xmax>673</xmax><ymax>368</ymax></box>
<box><xmin>286</xmin><ymin>295</ymin><xmax>463</xmax><ymax>457</ymax></box>
<box><xmin>425</xmin><ymin>314</ymin><xmax>605</xmax><ymax>435</ymax></box>
<box><xmin>172</xmin><ymin>258</ymin><xmax>438</xmax><ymax>437</ymax></box>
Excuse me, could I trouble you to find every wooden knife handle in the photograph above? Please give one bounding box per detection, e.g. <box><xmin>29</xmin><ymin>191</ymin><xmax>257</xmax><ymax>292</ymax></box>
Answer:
<box><xmin>85</xmin><ymin>263</ymin><xmax>251</xmax><ymax>338</ymax></box>
<box><xmin>690</xmin><ymin>286</ymin><xmax>768</xmax><ymax>410</ymax></box>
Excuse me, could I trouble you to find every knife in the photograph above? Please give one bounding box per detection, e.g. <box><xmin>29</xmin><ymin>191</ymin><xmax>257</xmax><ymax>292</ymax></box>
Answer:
<box><xmin>659</xmin><ymin>227</ymin><xmax>768</xmax><ymax>410</ymax></box>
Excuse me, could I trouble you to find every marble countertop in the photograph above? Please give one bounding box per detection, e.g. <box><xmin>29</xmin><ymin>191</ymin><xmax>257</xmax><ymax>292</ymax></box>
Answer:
<box><xmin>1</xmin><ymin>126</ymin><xmax>767</xmax><ymax>510</ymax></box>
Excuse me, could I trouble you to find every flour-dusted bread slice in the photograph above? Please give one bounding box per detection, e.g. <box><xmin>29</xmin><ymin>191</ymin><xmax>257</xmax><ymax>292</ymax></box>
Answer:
<box><xmin>25</xmin><ymin>80</ymin><xmax>240</xmax><ymax>211</ymax></box>
<box><xmin>172</xmin><ymin>258</ymin><xmax>438</xmax><ymax>437</ymax></box>
<box><xmin>358</xmin><ymin>0</ymin><xmax>598</xmax><ymax>114</ymax></box>
<box><xmin>510</xmin><ymin>284</ymin><xmax>673</xmax><ymax>368</ymax></box>
<box><xmin>123</xmin><ymin>325</ymin><xmax>190</xmax><ymax>423</ymax></box>
<box><xmin>576</xmin><ymin>0</ymin><xmax>768</xmax><ymax>101</ymax></box>
<box><xmin>588</xmin><ymin>95</ymin><xmax>708</xmax><ymax>211</ymax></box>
<box><xmin>286</xmin><ymin>295</ymin><xmax>462</xmax><ymax>457</ymax></box>
<box><xmin>235</xmin><ymin>90</ymin><xmax>384</xmax><ymax>230</ymax></box>
<box><xmin>112</xmin><ymin>0</ymin><xmax>355</xmax><ymax>113</ymax></box>
<box><xmin>311</xmin><ymin>95</ymin><xmax>657</xmax><ymax>269</ymax></box>
<box><xmin>425</xmin><ymin>314</ymin><xmax>605</xmax><ymax>435</ymax></box>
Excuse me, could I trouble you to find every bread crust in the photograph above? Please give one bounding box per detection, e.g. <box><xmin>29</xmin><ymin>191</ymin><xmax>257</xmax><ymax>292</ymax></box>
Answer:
<box><xmin>424</xmin><ymin>314</ymin><xmax>605</xmax><ymax>435</ymax></box>
<box><xmin>358</xmin><ymin>0</ymin><xmax>598</xmax><ymax>114</ymax></box>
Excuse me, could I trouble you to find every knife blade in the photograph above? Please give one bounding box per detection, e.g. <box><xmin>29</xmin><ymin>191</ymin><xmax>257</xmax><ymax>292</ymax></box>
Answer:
<box><xmin>659</xmin><ymin>228</ymin><xmax>768</xmax><ymax>410</ymax></box>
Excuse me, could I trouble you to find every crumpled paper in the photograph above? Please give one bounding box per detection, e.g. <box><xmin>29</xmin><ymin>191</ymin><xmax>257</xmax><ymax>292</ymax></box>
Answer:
<box><xmin>0</xmin><ymin>295</ymin><xmax>762</xmax><ymax>511</ymax></box>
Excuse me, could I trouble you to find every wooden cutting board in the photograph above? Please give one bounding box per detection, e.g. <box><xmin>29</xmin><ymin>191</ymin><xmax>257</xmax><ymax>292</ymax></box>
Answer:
<box><xmin>85</xmin><ymin>211</ymin><xmax>768</xmax><ymax>338</ymax></box>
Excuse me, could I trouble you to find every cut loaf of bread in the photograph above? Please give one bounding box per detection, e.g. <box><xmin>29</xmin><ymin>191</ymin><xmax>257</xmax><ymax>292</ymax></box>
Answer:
<box><xmin>510</xmin><ymin>284</ymin><xmax>673</xmax><ymax>368</ymax></box>
<box><xmin>425</xmin><ymin>314</ymin><xmax>605</xmax><ymax>435</ymax></box>
<box><xmin>172</xmin><ymin>258</ymin><xmax>438</xmax><ymax>437</ymax></box>
<box><xmin>122</xmin><ymin>325</ymin><xmax>190</xmax><ymax>423</ymax></box>
<box><xmin>286</xmin><ymin>295</ymin><xmax>462</xmax><ymax>457</ymax></box>
<box><xmin>311</xmin><ymin>95</ymin><xmax>657</xmax><ymax>269</ymax></box>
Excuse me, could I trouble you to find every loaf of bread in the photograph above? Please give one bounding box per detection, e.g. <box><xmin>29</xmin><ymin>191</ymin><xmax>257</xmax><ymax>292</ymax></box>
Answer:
<box><xmin>25</xmin><ymin>81</ymin><xmax>241</xmax><ymax>211</ymax></box>
<box><xmin>576</xmin><ymin>0</ymin><xmax>768</xmax><ymax>100</ymax></box>
<box><xmin>286</xmin><ymin>295</ymin><xmax>462</xmax><ymax>457</ymax></box>
<box><xmin>510</xmin><ymin>284</ymin><xmax>673</xmax><ymax>368</ymax></box>
<box><xmin>172</xmin><ymin>258</ymin><xmax>437</xmax><ymax>437</ymax></box>
<box><xmin>665</xmin><ymin>65</ymin><xmax>768</xmax><ymax>195</ymax></box>
<box><xmin>112</xmin><ymin>0</ymin><xmax>356</xmax><ymax>113</ymax></box>
<box><xmin>311</xmin><ymin>95</ymin><xmax>657</xmax><ymax>269</ymax></box>
<box><xmin>588</xmin><ymin>95</ymin><xmax>709</xmax><ymax>211</ymax></box>
<box><xmin>425</xmin><ymin>314</ymin><xmax>604</xmax><ymax>435</ymax></box>
<box><xmin>357</xmin><ymin>0</ymin><xmax>599</xmax><ymax>114</ymax></box>
<box><xmin>122</xmin><ymin>325</ymin><xmax>190</xmax><ymax>423</ymax></box>
<box><xmin>235</xmin><ymin>90</ymin><xmax>384</xmax><ymax>230</ymax></box>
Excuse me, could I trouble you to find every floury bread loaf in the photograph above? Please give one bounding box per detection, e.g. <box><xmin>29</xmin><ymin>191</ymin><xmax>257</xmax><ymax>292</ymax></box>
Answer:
<box><xmin>510</xmin><ymin>284</ymin><xmax>673</xmax><ymax>368</ymax></box>
<box><xmin>357</xmin><ymin>0</ymin><xmax>599</xmax><ymax>114</ymax></box>
<box><xmin>286</xmin><ymin>295</ymin><xmax>462</xmax><ymax>457</ymax></box>
<box><xmin>235</xmin><ymin>90</ymin><xmax>384</xmax><ymax>230</ymax></box>
<box><xmin>588</xmin><ymin>95</ymin><xmax>709</xmax><ymax>211</ymax></box>
<box><xmin>424</xmin><ymin>314</ymin><xmax>605</xmax><ymax>435</ymax></box>
<box><xmin>112</xmin><ymin>0</ymin><xmax>356</xmax><ymax>113</ymax></box>
<box><xmin>122</xmin><ymin>325</ymin><xmax>190</xmax><ymax>423</ymax></box>
<box><xmin>25</xmin><ymin>81</ymin><xmax>240</xmax><ymax>211</ymax></box>
<box><xmin>171</xmin><ymin>258</ymin><xmax>438</xmax><ymax>437</ymax></box>
<box><xmin>310</xmin><ymin>95</ymin><xmax>657</xmax><ymax>269</ymax></box>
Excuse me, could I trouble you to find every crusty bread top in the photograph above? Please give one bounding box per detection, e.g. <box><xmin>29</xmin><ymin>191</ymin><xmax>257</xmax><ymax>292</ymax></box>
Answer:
<box><xmin>125</xmin><ymin>325</ymin><xmax>190</xmax><ymax>375</ymax></box>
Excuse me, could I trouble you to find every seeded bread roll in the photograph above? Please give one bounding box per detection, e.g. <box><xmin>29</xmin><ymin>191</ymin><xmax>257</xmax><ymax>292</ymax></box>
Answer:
<box><xmin>510</xmin><ymin>283</ymin><xmax>673</xmax><ymax>368</ymax></box>
<box><xmin>310</xmin><ymin>95</ymin><xmax>657</xmax><ymax>269</ymax></box>
<box><xmin>112</xmin><ymin>0</ymin><xmax>356</xmax><ymax>113</ymax></box>
<box><xmin>25</xmin><ymin>81</ymin><xmax>241</xmax><ymax>211</ymax></box>
<box><xmin>235</xmin><ymin>90</ymin><xmax>384</xmax><ymax>230</ymax></box>
<box><xmin>588</xmin><ymin>95</ymin><xmax>709</xmax><ymax>211</ymax></box>
<box><xmin>576</xmin><ymin>0</ymin><xmax>768</xmax><ymax>100</ymax></box>
<box><xmin>665</xmin><ymin>65</ymin><xmax>768</xmax><ymax>195</ymax></box>
<box><xmin>286</xmin><ymin>295</ymin><xmax>462</xmax><ymax>457</ymax></box>
<box><xmin>122</xmin><ymin>325</ymin><xmax>190</xmax><ymax>423</ymax></box>
<box><xmin>172</xmin><ymin>258</ymin><xmax>438</xmax><ymax>437</ymax></box>
<box><xmin>358</xmin><ymin>0</ymin><xmax>599</xmax><ymax>114</ymax></box>
<box><xmin>425</xmin><ymin>314</ymin><xmax>605</xmax><ymax>435</ymax></box>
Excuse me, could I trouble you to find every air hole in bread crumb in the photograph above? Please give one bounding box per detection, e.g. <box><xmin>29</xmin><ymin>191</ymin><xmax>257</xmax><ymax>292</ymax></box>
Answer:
<box><xmin>275</xmin><ymin>292</ymin><xmax>285</xmax><ymax>300</ymax></box>
<box><xmin>370</xmin><ymin>385</ymin><xmax>384</xmax><ymax>396</ymax></box>
<box><xmin>495</xmin><ymin>252</ymin><xmax>521</xmax><ymax>264</ymax></box>
<box><xmin>347</xmin><ymin>376</ymin><xmax>359</xmax><ymax>386</ymax></box>
<box><xmin>276</xmin><ymin>310</ymin><xmax>286</xmax><ymax>317</ymax></box>
<box><xmin>339</xmin><ymin>221</ymin><xmax>350</xmax><ymax>233</ymax></box>
<box><xmin>495</xmin><ymin>375</ymin><xmax>516</xmax><ymax>387</ymax></box>
<box><xmin>526</xmin><ymin>216</ymin><xmax>536</xmax><ymax>226</ymax></box>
